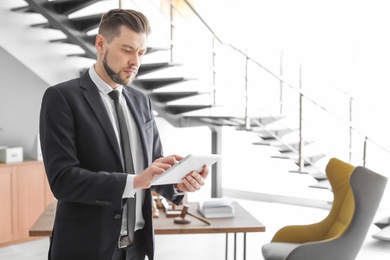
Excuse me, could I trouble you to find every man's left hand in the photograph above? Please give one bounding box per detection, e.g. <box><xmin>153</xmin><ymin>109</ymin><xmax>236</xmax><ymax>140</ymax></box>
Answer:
<box><xmin>176</xmin><ymin>165</ymin><xmax>209</xmax><ymax>192</ymax></box>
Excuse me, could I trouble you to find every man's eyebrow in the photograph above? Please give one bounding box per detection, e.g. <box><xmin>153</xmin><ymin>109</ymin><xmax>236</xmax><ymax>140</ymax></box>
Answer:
<box><xmin>122</xmin><ymin>44</ymin><xmax>134</xmax><ymax>49</ymax></box>
<box><xmin>122</xmin><ymin>44</ymin><xmax>146</xmax><ymax>53</ymax></box>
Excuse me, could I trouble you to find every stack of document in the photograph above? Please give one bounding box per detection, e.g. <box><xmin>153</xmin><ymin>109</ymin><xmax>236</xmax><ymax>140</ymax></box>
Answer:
<box><xmin>198</xmin><ymin>198</ymin><xmax>235</xmax><ymax>218</ymax></box>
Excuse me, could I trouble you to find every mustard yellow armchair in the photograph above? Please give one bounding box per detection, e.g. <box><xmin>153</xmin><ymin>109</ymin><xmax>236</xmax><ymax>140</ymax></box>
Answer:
<box><xmin>262</xmin><ymin>157</ymin><xmax>388</xmax><ymax>260</ymax></box>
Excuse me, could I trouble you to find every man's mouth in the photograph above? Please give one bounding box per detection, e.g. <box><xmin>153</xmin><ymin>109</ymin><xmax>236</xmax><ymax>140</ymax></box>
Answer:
<box><xmin>124</xmin><ymin>68</ymin><xmax>137</xmax><ymax>77</ymax></box>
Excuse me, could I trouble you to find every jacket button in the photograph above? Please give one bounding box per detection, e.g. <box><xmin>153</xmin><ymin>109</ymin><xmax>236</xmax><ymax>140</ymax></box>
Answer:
<box><xmin>114</xmin><ymin>214</ymin><xmax>122</xmax><ymax>220</ymax></box>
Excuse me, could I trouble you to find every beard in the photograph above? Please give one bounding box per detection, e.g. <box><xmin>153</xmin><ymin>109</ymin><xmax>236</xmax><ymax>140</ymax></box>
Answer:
<box><xmin>102</xmin><ymin>51</ymin><xmax>133</xmax><ymax>86</ymax></box>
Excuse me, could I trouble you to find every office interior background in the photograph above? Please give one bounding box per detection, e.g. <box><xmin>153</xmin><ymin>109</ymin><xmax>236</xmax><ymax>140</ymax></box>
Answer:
<box><xmin>1</xmin><ymin>0</ymin><xmax>390</xmax><ymax>259</ymax></box>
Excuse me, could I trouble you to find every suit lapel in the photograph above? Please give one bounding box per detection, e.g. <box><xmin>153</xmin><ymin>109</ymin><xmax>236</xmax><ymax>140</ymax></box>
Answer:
<box><xmin>79</xmin><ymin>73</ymin><xmax>123</xmax><ymax>166</ymax></box>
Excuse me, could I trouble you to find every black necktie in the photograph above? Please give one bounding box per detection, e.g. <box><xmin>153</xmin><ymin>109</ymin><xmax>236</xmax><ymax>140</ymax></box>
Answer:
<box><xmin>108</xmin><ymin>90</ymin><xmax>136</xmax><ymax>242</ymax></box>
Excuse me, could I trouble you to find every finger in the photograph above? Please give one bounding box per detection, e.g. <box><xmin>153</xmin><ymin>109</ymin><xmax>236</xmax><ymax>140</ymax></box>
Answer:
<box><xmin>183</xmin><ymin>174</ymin><xmax>201</xmax><ymax>191</ymax></box>
<box><xmin>200</xmin><ymin>165</ymin><xmax>209</xmax><ymax>178</ymax></box>
<box><xmin>146</xmin><ymin>166</ymin><xmax>166</xmax><ymax>181</ymax></box>
<box><xmin>168</xmin><ymin>154</ymin><xmax>183</xmax><ymax>161</ymax></box>
<box><xmin>191</xmin><ymin>171</ymin><xmax>204</xmax><ymax>186</ymax></box>
<box><xmin>157</xmin><ymin>156</ymin><xmax>179</xmax><ymax>166</ymax></box>
<box><xmin>152</xmin><ymin>162</ymin><xmax>172</xmax><ymax>171</ymax></box>
<box><xmin>181</xmin><ymin>178</ymin><xmax>196</xmax><ymax>192</ymax></box>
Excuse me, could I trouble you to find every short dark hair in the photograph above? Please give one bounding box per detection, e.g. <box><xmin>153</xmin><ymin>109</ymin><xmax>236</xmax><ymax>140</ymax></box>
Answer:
<box><xmin>98</xmin><ymin>9</ymin><xmax>151</xmax><ymax>42</ymax></box>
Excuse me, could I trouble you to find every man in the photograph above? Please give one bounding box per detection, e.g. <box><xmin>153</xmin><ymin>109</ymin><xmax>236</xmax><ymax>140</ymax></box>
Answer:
<box><xmin>39</xmin><ymin>9</ymin><xmax>209</xmax><ymax>260</ymax></box>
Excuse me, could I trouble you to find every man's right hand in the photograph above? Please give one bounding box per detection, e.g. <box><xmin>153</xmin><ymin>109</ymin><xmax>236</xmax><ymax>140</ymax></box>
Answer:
<box><xmin>133</xmin><ymin>154</ymin><xmax>183</xmax><ymax>189</ymax></box>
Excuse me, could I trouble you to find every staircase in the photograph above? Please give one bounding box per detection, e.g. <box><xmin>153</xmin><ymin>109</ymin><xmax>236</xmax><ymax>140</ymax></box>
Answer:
<box><xmin>6</xmin><ymin>0</ymin><xmax>390</xmax><ymax>203</ymax></box>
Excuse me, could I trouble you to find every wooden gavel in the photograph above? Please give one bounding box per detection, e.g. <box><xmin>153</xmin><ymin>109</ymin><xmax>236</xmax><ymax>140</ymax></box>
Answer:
<box><xmin>174</xmin><ymin>204</ymin><xmax>211</xmax><ymax>225</ymax></box>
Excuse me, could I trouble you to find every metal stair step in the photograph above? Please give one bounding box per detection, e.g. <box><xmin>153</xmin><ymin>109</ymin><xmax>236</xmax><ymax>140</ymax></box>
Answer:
<box><xmin>165</xmin><ymin>105</ymin><xmax>212</xmax><ymax>114</ymax></box>
<box><xmin>49</xmin><ymin>37</ymin><xmax>72</xmax><ymax>44</ymax></box>
<box><xmin>133</xmin><ymin>77</ymin><xmax>192</xmax><ymax>90</ymax></box>
<box><xmin>42</xmin><ymin>0</ymin><xmax>100</xmax><ymax>16</ymax></box>
<box><xmin>272</xmin><ymin>152</ymin><xmax>326</xmax><ymax>165</ymax></box>
<box><xmin>16</xmin><ymin>0</ymin><xmax>99</xmax><ymax>16</ymax></box>
<box><xmin>11</xmin><ymin>4</ymin><xmax>35</xmax><ymax>13</ymax></box>
<box><xmin>374</xmin><ymin>217</ymin><xmax>390</xmax><ymax>229</ymax></box>
<box><xmin>255</xmin><ymin>128</ymin><xmax>297</xmax><ymax>139</ymax></box>
<box><xmin>160</xmin><ymin>106</ymin><xmax>281</xmax><ymax>128</ymax></box>
<box><xmin>253</xmin><ymin>140</ymin><xmax>298</xmax><ymax>153</ymax></box>
<box><xmin>149</xmin><ymin>91</ymin><xmax>202</xmax><ymax>103</ymax></box>
<box><xmin>234</xmin><ymin>117</ymin><xmax>284</xmax><ymax>130</ymax></box>
<box><xmin>254</xmin><ymin>138</ymin><xmax>317</xmax><ymax>153</ymax></box>
<box><xmin>372</xmin><ymin>225</ymin><xmax>390</xmax><ymax>241</ymax></box>
<box><xmin>145</xmin><ymin>46</ymin><xmax>170</xmax><ymax>55</ymax></box>
<box><xmin>179</xmin><ymin>106</ymin><xmax>273</xmax><ymax>119</ymax></box>
<box><xmin>290</xmin><ymin>166</ymin><xmax>327</xmax><ymax>181</ymax></box>
<box><xmin>138</xmin><ymin>62</ymin><xmax>182</xmax><ymax>76</ymax></box>
<box><xmin>260</xmin><ymin>135</ymin><xmax>278</xmax><ymax>141</ymax></box>
<box><xmin>178</xmin><ymin>115</ymin><xmax>282</xmax><ymax>128</ymax></box>
<box><xmin>69</xmin><ymin>13</ymin><xmax>102</xmax><ymax>32</ymax></box>
<box><xmin>200</xmin><ymin>117</ymin><xmax>248</xmax><ymax>127</ymax></box>
<box><xmin>31</xmin><ymin>22</ymin><xmax>54</xmax><ymax>29</ymax></box>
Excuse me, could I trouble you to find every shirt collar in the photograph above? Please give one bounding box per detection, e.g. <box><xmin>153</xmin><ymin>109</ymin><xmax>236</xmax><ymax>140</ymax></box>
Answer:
<box><xmin>89</xmin><ymin>66</ymin><xmax>123</xmax><ymax>95</ymax></box>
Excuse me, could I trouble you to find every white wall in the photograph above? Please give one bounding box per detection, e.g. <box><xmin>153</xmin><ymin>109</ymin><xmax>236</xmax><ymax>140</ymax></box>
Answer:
<box><xmin>0</xmin><ymin>46</ymin><xmax>47</xmax><ymax>159</ymax></box>
<box><xmin>0</xmin><ymin>0</ymin><xmax>95</xmax><ymax>85</ymax></box>
<box><xmin>0</xmin><ymin>0</ymin><xmax>93</xmax><ymax>159</ymax></box>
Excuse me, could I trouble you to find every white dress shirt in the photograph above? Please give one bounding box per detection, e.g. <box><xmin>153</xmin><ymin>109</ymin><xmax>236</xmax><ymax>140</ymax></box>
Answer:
<box><xmin>89</xmin><ymin>67</ymin><xmax>145</xmax><ymax>234</ymax></box>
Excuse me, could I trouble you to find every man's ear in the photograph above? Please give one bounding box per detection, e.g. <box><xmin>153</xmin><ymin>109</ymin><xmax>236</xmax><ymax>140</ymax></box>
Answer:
<box><xmin>95</xmin><ymin>34</ymin><xmax>105</xmax><ymax>53</ymax></box>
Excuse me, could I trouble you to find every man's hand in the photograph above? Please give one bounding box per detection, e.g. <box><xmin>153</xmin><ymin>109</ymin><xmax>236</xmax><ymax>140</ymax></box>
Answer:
<box><xmin>176</xmin><ymin>165</ymin><xmax>209</xmax><ymax>192</ymax></box>
<box><xmin>134</xmin><ymin>154</ymin><xmax>182</xmax><ymax>189</ymax></box>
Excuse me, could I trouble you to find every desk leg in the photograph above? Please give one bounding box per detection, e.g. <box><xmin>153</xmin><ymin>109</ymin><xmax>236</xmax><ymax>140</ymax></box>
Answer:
<box><xmin>225</xmin><ymin>233</ymin><xmax>247</xmax><ymax>260</ymax></box>
<box><xmin>225</xmin><ymin>233</ymin><xmax>228</xmax><ymax>260</ymax></box>
<box><xmin>243</xmin><ymin>233</ymin><xmax>246</xmax><ymax>260</ymax></box>
<box><xmin>234</xmin><ymin>233</ymin><xmax>237</xmax><ymax>260</ymax></box>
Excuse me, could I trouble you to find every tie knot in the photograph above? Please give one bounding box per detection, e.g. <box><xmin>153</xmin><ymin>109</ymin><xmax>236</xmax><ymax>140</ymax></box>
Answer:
<box><xmin>108</xmin><ymin>90</ymin><xmax>120</xmax><ymax>101</ymax></box>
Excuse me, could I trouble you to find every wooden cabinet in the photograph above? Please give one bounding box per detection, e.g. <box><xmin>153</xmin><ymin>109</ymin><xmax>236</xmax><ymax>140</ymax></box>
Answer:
<box><xmin>0</xmin><ymin>167</ymin><xmax>12</xmax><ymax>244</ymax></box>
<box><xmin>0</xmin><ymin>161</ymin><xmax>54</xmax><ymax>247</ymax></box>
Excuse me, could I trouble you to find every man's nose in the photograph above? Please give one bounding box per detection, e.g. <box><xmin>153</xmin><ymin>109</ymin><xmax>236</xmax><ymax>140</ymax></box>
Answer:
<box><xmin>129</xmin><ymin>54</ymin><xmax>141</xmax><ymax>67</ymax></box>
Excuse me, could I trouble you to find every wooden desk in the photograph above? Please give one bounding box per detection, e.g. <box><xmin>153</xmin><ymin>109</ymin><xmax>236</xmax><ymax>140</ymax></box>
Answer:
<box><xmin>30</xmin><ymin>201</ymin><xmax>265</xmax><ymax>260</ymax></box>
<box><xmin>29</xmin><ymin>201</ymin><xmax>56</xmax><ymax>237</ymax></box>
<box><xmin>154</xmin><ymin>201</ymin><xmax>265</xmax><ymax>260</ymax></box>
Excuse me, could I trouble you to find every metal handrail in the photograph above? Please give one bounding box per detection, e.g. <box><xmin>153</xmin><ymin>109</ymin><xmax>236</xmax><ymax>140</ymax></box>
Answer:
<box><xmin>174</xmin><ymin>0</ymin><xmax>390</xmax><ymax>166</ymax></box>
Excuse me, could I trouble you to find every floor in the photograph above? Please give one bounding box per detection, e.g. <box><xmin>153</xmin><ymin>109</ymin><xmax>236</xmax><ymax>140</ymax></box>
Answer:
<box><xmin>1</xmin><ymin>198</ymin><xmax>390</xmax><ymax>260</ymax></box>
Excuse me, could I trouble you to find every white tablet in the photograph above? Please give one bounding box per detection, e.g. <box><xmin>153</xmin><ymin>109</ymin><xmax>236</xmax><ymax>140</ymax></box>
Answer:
<box><xmin>151</xmin><ymin>154</ymin><xmax>221</xmax><ymax>185</ymax></box>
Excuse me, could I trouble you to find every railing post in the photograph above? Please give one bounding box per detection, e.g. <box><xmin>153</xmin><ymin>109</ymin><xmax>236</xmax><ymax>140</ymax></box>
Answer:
<box><xmin>298</xmin><ymin>64</ymin><xmax>304</xmax><ymax>170</ymax></box>
<box><xmin>210</xmin><ymin>126</ymin><xmax>223</xmax><ymax>198</ymax></box>
<box><xmin>279</xmin><ymin>51</ymin><xmax>284</xmax><ymax>115</ymax></box>
<box><xmin>363</xmin><ymin>137</ymin><xmax>367</xmax><ymax>166</ymax></box>
<box><xmin>245</xmin><ymin>56</ymin><xmax>250</xmax><ymax>129</ymax></box>
<box><xmin>212</xmin><ymin>37</ymin><xmax>217</xmax><ymax>106</ymax></box>
<box><xmin>169</xmin><ymin>0</ymin><xmax>174</xmax><ymax>62</ymax></box>
<box><xmin>349</xmin><ymin>97</ymin><xmax>353</xmax><ymax>162</ymax></box>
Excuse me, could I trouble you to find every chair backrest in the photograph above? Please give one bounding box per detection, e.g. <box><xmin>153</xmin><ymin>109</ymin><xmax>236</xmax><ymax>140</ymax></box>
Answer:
<box><xmin>337</xmin><ymin>166</ymin><xmax>388</xmax><ymax>256</ymax></box>
<box><xmin>286</xmin><ymin>160</ymin><xmax>387</xmax><ymax>260</ymax></box>
<box><xmin>322</xmin><ymin>157</ymin><xmax>355</xmax><ymax>240</ymax></box>
<box><xmin>270</xmin><ymin>158</ymin><xmax>356</xmax><ymax>244</ymax></box>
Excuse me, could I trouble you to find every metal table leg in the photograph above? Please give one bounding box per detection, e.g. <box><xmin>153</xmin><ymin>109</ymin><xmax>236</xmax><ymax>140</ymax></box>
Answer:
<box><xmin>225</xmin><ymin>232</ymin><xmax>248</xmax><ymax>260</ymax></box>
<box><xmin>225</xmin><ymin>233</ymin><xmax>228</xmax><ymax>260</ymax></box>
<box><xmin>243</xmin><ymin>233</ymin><xmax>247</xmax><ymax>260</ymax></box>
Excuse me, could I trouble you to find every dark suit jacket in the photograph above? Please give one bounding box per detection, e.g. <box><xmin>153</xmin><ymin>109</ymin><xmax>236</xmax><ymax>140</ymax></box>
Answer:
<box><xmin>39</xmin><ymin>71</ymin><xmax>184</xmax><ymax>260</ymax></box>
